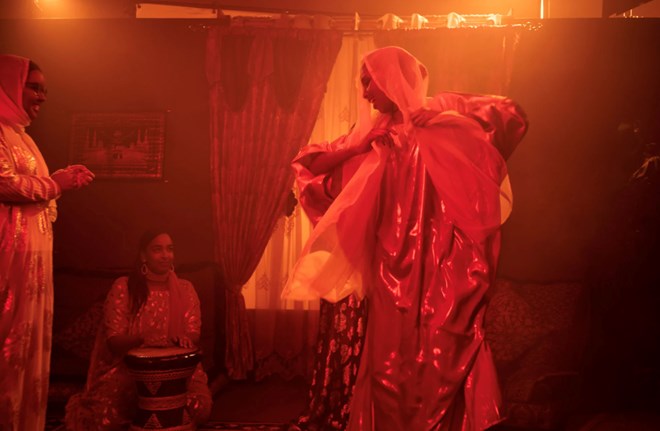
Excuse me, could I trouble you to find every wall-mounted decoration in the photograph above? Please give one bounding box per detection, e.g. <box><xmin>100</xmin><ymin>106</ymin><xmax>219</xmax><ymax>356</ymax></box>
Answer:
<box><xmin>69</xmin><ymin>112</ymin><xmax>165</xmax><ymax>179</ymax></box>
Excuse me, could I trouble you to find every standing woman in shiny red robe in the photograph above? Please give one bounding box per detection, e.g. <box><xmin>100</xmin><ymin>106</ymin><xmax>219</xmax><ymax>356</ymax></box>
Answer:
<box><xmin>283</xmin><ymin>46</ymin><xmax>527</xmax><ymax>431</ymax></box>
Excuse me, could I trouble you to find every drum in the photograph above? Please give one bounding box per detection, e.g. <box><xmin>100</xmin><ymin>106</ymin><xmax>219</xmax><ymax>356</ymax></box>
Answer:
<box><xmin>125</xmin><ymin>346</ymin><xmax>202</xmax><ymax>431</ymax></box>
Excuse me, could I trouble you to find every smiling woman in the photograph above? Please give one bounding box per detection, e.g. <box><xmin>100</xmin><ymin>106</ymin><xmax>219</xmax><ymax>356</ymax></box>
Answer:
<box><xmin>22</xmin><ymin>62</ymin><xmax>48</xmax><ymax>118</ymax></box>
<box><xmin>141</xmin><ymin>232</ymin><xmax>175</xmax><ymax>277</ymax></box>
<box><xmin>0</xmin><ymin>54</ymin><xmax>95</xmax><ymax>431</ymax></box>
<box><xmin>64</xmin><ymin>229</ymin><xmax>212</xmax><ymax>430</ymax></box>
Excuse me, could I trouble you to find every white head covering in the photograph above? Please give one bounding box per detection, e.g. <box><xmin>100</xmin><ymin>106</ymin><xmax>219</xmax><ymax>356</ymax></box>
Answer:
<box><xmin>362</xmin><ymin>46</ymin><xmax>429</xmax><ymax>123</ymax></box>
<box><xmin>342</xmin><ymin>46</ymin><xmax>430</xmax><ymax>151</ymax></box>
<box><xmin>0</xmin><ymin>54</ymin><xmax>32</xmax><ymax>127</ymax></box>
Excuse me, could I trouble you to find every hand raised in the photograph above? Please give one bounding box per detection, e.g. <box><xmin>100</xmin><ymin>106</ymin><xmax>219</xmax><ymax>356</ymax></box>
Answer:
<box><xmin>363</xmin><ymin>127</ymin><xmax>397</xmax><ymax>149</ymax></box>
<box><xmin>69</xmin><ymin>164</ymin><xmax>95</xmax><ymax>186</ymax></box>
<box><xmin>51</xmin><ymin>169</ymin><xmax>77</xmax><ymax>191</ymax></box>
<box><xmin>51</xmin><ymin>164</ymin><xmax>95</xmax><ymax>192</ymax></box>
<box><xmin>410</xmin><ymin>107</ymin><xmax>440</xmax><ymax>127</ymax></box>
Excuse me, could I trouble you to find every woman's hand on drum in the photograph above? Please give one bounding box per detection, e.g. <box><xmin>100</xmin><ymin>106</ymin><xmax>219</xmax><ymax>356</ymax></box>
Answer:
<box><xmin>172</xmin><ymin>335</ymin><xmax>194</xmax><ymax>349</ymax></box>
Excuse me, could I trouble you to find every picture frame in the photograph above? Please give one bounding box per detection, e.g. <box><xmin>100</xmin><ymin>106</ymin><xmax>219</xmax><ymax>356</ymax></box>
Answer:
<box><xmin>69</xmin><ymin>112</ymin><xmax>165</xmax><ymax>179</ymax></box>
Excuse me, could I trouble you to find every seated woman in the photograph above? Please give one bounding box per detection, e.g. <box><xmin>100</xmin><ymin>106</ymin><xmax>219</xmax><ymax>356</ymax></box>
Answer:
<box><xmin>65</xmin><ymin>229</ymin><xmax>212</xmax><ymax>430</ymax></box>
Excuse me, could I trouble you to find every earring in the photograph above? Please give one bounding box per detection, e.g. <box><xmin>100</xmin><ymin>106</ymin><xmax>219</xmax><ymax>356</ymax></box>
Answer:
<box><xmin>141</xmin><ymin>262</ymin><xmax>148</xmax><ymax>275</ymax></box>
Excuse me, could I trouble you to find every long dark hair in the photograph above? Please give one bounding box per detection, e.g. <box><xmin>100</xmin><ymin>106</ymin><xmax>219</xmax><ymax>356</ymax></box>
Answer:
<box><xmin>127</xmin><ymin>229</ymin><xmax>171</xmax><ymax>315</ymax></box>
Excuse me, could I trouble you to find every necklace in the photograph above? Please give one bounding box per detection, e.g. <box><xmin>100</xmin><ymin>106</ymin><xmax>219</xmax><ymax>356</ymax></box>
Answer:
<box><xmin>145</xmin><ymin>271</ymin><xmax>171</xmax><ymax>290</ymax></box>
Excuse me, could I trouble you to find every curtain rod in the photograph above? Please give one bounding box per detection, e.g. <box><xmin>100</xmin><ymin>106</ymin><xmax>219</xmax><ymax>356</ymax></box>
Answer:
<box><xmin>219</xmin><ymin>12</ymin><xmax>508</xmax><ymax>32</ymax></box>
<box><xmin>135</xmin><ymin>0</ymin><xmax>385</xmax><ymax>17</ymax></box>
<box><xmin>135</xmin><ymin>3</ymin><xmax>518</xmax><ymax>32</ymax></box>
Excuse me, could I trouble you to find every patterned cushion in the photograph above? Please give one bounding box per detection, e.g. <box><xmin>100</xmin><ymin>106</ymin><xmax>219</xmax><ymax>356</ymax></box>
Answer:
<box><xmin>52</xmin><ymin>301</ymin><xmax>103</xmax><ymax>360</ymax></box>
<box><xmin>485</xmin><ymin>278</ymin><xmax>588</xmax><ymax>429</ymax></box>
<box><xmin>50</xmin><ymin>272</ymin><xmax>113</xmax><ymax>379</ymax></box>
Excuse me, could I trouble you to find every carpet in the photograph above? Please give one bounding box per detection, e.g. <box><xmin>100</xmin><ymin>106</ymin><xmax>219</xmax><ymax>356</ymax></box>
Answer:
<box><xmin>201</xmin><ymin>423</ymin><xmax>284</xmax><ymax>430</ymax></box>
<box><xmin>46</xmin><ymin>418</ymin><xmax>285</xmax><ymax>431</ymax></box>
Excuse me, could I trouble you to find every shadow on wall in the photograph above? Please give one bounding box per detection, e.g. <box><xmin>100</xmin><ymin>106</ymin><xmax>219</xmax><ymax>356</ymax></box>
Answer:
<box><xmin>0</xmin><ymin>18</ymin><xmax>214</xmax><ymax>270</ymax></box>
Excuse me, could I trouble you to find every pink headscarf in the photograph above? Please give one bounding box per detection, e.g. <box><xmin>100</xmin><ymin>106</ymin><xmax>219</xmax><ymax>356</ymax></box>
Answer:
<box><xmin>363</xmin><ymin>46</ymin><xmax>429</xmax><ymax>123</ymax></box>
<box><xmin>0</xmin><ymin>54</ymin><xmax>32</xmax><ymax>128</ymax></box>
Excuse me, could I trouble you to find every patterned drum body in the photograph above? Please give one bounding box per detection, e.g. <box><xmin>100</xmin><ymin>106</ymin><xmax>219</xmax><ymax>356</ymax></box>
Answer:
<box><xmin>125</xmin><ymin>347</ymin><xmax>201</xmax><ymax>431</ymax></box>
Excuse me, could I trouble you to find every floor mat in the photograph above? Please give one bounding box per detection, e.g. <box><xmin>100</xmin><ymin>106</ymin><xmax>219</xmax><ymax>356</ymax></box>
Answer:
<box><xmin>47</xmin><ymin>418</ymin><xmax>285</xmax><ymax>431</ymax></box>
<box><xmin>201</xmin><ymin>423</ymin><xmax>284</xmax><ymax>430</ymax></box>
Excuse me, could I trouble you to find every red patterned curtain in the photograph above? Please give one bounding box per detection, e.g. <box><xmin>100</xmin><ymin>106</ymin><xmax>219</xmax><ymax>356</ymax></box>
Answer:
<box><xmin>375</xmin><ymin>26</ymin><xmax>524</xmax><ymax>96</ymax></box>
<box><xmin>206</xmin><ymin>26</ymin><xmax>342</xmax><ymax>379</ymax></box>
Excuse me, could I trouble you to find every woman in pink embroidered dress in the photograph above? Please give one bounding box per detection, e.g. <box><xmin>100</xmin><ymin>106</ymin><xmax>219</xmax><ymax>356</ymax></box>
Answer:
<box><xmin>1</xmin><ymin>54</ymin><xmax>94</xmax><ymax>431</ymax></box>
<box><xmin>283</xmin><ymin>46</ymin><xmax>527</xmax><ymax>430</ymax></box>
<box><xmin>64</xmin><ymin>229</ymin><xmax>212</xmax><ymax>430</ymax></box>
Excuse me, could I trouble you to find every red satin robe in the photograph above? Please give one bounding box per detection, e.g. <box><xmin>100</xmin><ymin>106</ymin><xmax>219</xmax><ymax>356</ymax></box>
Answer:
<box><xmin>292</xmin><ymin>92</ymin><xmax>527</xmax><ymax>431</ymax></box>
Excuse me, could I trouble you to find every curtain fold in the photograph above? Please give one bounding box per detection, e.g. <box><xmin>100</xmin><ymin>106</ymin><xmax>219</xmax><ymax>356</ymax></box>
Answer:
<box><xmin>244</xmin><ymin>34</ymin><xmax>376</xmax><ymax>382</ymax></box>
<box><xmin>247</xmin><ymin>206</ymin><xmax>319</xmax><ymax>381</ymax></box>
<box><xmin>206</xmin><ymin>26</ymin><xmax>342</xmax><ymax>379</ymax></box>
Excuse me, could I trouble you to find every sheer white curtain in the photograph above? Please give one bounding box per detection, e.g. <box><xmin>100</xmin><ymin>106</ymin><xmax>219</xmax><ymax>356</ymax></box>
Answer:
<box><xmin>243</xmin><ymin>33</ymin><xmax>376</xmax><ymax>381</ymax></box>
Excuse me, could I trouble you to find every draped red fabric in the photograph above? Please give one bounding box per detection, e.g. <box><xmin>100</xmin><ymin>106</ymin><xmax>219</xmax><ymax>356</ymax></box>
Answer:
<box><xmin>206</xmin><ymin>26</ymin><xmax>342</xmax><ymax>379</ymax></box>
<box><xmin>375</xmin><ymin>27</ymin><xmax>524</xmax><ymax>96</ymax></box>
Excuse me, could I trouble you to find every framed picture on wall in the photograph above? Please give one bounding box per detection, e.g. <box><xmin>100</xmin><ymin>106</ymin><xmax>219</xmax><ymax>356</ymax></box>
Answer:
<box><xmin>69</xmin><ymin>112</ymin><xmax>165</xmax><ymax>179</ymax></box>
